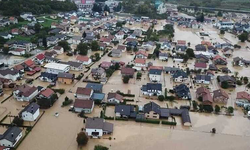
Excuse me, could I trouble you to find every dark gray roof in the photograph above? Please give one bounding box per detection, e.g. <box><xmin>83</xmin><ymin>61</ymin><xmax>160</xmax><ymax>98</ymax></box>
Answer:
<box><xmin>91</xmin><ymin>93</ymin><xmax>105</xmax><ymax>101</ymax></box>
<box><xmin>196</xmin><ymin>75</ymin><xmax>211</xmax><ymax>82</ymax></box>
<box><xmin>143</xmin><ymin>102</ymin><xmax>161</xmax><ymax>114</ymax></box>
<box><xmin>86</xmin><ymin>83</ymin><xmax>103</xmax><ymax>92</ymax></box>
<box><xmin>57</xmin><ymin>72</ymin><xmax>73</xmax><ymax>79</ymax></box>
<box><xmin>173</xmin><ymin>70</ymin><xmax>187</xmax><ymax>78</ymax></box>
<box><xmin>174</xmin><ymin>84</ymin><xmax>191</xmax><ymax>99</ymax></box>
<box><xmin>219</xmin><ymin>75</ymin><xmax>236</xmax><ymax>83</ymax></box>
<box><xmin>142</xmin><ymin>83</ymin><xmax>162</xmax><ymax>92</ymax></box>
<box><xmin>149</xmin><ymin>69</ymin><xmax>162</xmax><ymax>75</ymax></box>
<box><xmin>160</xmin><ymin>108</ymin><xmax>170</xmax><ymax>117</ymax></box>
<box><xmin>195</xmin><ymin>44</ymin><xmax>206</xmax><ymax>51</ymax></box>
<box><xmin>86</xmin><ymin>118</ymin><xmax>113</xmax><ymax>132</ymax></box>
<box><xmin>67</xmin><ymin>61</ymin><xmax>82</xmax><ymax>68</ymax></box>
<box><xmin>0</xmin><ymin>127</ymin><xmax>22</xmax><ymax>142</ymax></box>
<box><xmin>21</xmin><ymin>102</ymin><xmax>39</xmax><ymax>115</ymax></box>
<box><xmin>115</xmin><ymin>105</ymin><xmax>134</xmax><ymax>116</ymax></box>
<box><xmin>159</xmin><ymin>52</ymin><xmax>168</xmax><ymax>57</ymax></box>
<box><xmin>0</xmin><ymin>69</ymin><xmax>19</xmax><ymax>76</ymax></box>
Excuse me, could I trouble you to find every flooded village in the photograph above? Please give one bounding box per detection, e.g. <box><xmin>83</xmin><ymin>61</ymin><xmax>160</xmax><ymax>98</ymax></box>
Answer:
<box><xmin>0</xmin><ymin>0</ymin><xmax>250</xmax><ymax>150</ymax></box>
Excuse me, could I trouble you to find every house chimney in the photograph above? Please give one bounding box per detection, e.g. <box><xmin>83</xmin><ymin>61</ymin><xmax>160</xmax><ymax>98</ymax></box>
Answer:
<box><xmin>11</xmin><ymin>133</ymin><xmax>14</xmax><ymax>137</ymax></box>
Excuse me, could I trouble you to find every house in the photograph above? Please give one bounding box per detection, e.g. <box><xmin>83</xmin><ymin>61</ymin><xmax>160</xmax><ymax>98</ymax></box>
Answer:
<box><xmin>159</xmin><ymin>52</ymin><xmax>168</xmax><ymax>61</ymax></box>
<box><xmin>218</xmin><ymin>75</ymin><xmax>236</xmax><ymax>88</ymax></box>
<box><xmin>143</xmin><ymin>101</ymin><xmax>161</xmax><ymax>119</ymax></box>
<box><xmin>236</xmin><ymin>91</ymin><xmax>250</xmax><ymax>102</ymax></box>
<box><xmin>115</xmin><ymin>105</ymin><xmax>136</xmax><ymax>118</ymax></box>
<box><xmin>172</xmin><ymin>70</ymin><xmax>188</xmax><ymax>82</ymax></box>
<box><xmin>115</xmin><ymin>31</ymin><xmax>125</xmax><ymax>41</ymax></box>
<box><xmin>44</xmin><ymin>63</ymin><xmax>70</xmax><ymax>74</ymax></box>
<box><xmin>99</xmin><ymin>42</ymin><xmax>107</xmax><ymax>50</ymax></box>
<box><xmin>195</xmin><ymin>75</ymin><xmax>211</xmax><ymax>84</ymax></box>
<box><xmin>100</xmin><ymin>61</ymin><xmax>112</xmax><ymax>70</ymax></box>
<box><xmin>35</xmin><ymin>53</ymin><xmax>45</xmax><ymax>65</ymax></box>
<box><xmin>39</xmin><ymin>72</ymin><xmax>57</xmax><ymax>82</ymax></box>
<box><xmin>142</xmin><ymin>41</ymin><xmax>155</xmax><ymax>50</ymax></box>
<box><xmin>196</xmin><ymin>87</ymin><xmax>213</xmax><ymax>105</ymax></box>
<box><xmin>160</xmin><ymin>42</ymin><xmax>171</xmax><ymax>50</ymax></box>
<box><xmin>233</xmin><ymin>57</ymin><xmax>244</xmax><ymax>66</ymax></box>
<box><xmin>213</xmin><ymin>55</ymin><xmax>227</xmax><ymax>65</ymax></box>
<box><xmin>0</xmin><ymin>127</ymin><xmax>22</xmax><ymax>147</ymax></box>
<box><xmin>53</xmin><ymin>46</ymin><xmax>64</xmax><ymax>54</ymax></box>
<box><xmin>121</xmin><ymin>67</ymin><xmax>135</xmax><ymax>78</ymax></box>
<box><xmin>13</xmin><ymin>85</ymin><xmax>39</xmax><ymax>101</ymax></box>
<box><xmin>107</xmin><ymin>92</ymin><xmax>123</xmax><ymax>104</ymax></box>
<box><xmin>39</xmin><ymin>88</ymin><xmax>55</xmax><ymax>99</ymax></box>
<box><xmin>0</xmin><ymin>69</ymin><xmax>20</xmax><ymax>81</ymax></box>
<box><xmin>75</xmin><ymin>87</ymin><xmax>93</xmax><ymax>99</ymax></box>
<box><xmin>208</xmin><ymin>64</ymin><xmax>218</xmax><ymax>71</ymax></box>
<box><xmin>8</xmin><ymin>49</ymin><xmax>25</xmax><ymax>56</ymax></box>
<box><xmin>73</xmin><ymin>99</ymin><xmax>94</xmax><ymax>113</ymax></box>
<box><xmin>195</xmin><ymin>44</ymin><xmax>206</xmax><ymax>51</ymax></box>
<box><xmin>0</xmin><ymin>32</ymin><xmax>12</xmax><ymax>40</ymax></box>
<box><xmin>133</xmin><ymin>58</ymin><xmax>146</xmax><ymax>70</ymax></box>
<box><xmin>91</xmin><ymin>68</ymin><xmax>106</xmax><ymax>80</ymax></box>
<box><xmin>194</xmin><ymin>62</ymin><xmax>207</xmax><ymax>70</ymax></box>
<box><xmin>164</xmin><ymin>67</ymin><xmax>180</xmax><ymax>74</ymax></box>
<box><xmin>85</xmin><ymin>118</ymin><xmax>113</xmax><ymax>138</ymax></box>
<box><xmin>222</xmin><ymin>47</ymin><xmax>233</xmax><ymax>57</ymax></box>
<box><xmin>135</xmin><ymin>51</ymin><xmax>148</xmax><ymax>59</ymax></box>
<box><xmin>57</xmin><ymin>72</ymin><xmax>74</xmax><ymax>84</ymax></box>
<box><xmin>13</xmin><ymin>65</ymin><xmax>24</xmax><ymax>74</ymax></box>
<box><xmin>44</xmin><ymin>51</ymin><xmax>57</xmax><ymax>58</ymax></box>
<box><xmin>11</xmin><ymin>28</ymin><xmax>19</xmax><ymax>35</ymax></box>
<box><xmin>133</xmin><ymin>29</ymin><xmax>142</xmax><ymax>37</ymax></box>
<box><xmin>174</xmin><ymin>84</ymin><xmax>191</xmax><ymax>100</ymax></box>
<box><xmin>24</xmin><ymin>59</ymin><xmax>36</xmax><ymax>71</ymax></box>
<box><xmin>149</xmin><ymin>69</ymin><xmax>162</xmax><ymax>82</ymax></box>
<box><xmin>91</xmin><ymin>93</ymin><xmax>105</xmax><ymax>103</ymax></box>
<box><xmin>67</xmin><ymin>61</ymin><xmax>83</xmax><ymax>71</ymax></box>
<box><xmin>45</xmin><ymin>56</ymin><xmax>59</xmax><ymax>63</ymax></box>
<box><xmin>86</xmin><ymin>83</ymin><xmax>103</xmax><ymax>93</ymax></box>
<box><xmin>213</xmin><ymin>89</ymin><xmax>229</xmax><ymax>104</ymax></box>
<box><xmin>141</xmin><ymin>83</ymin><xmax>162</xmax><ymax>96</ymax></box>
<box><xmin>20</xmin><ymin>12</ymin><xmax>33</xmax><ymax>20</ymax></box>
<box><xmin>20</xmin><ymin>103</ymin><xmax>39</xmax><ymax>121</ymax></box>
<box><xmin>195</xmin><ymin>54</ymin><xmax>209</xmax><ymax>63</ymax></box>
<box><xmin>111</xmin><ymin>49</ymin><xmax>122</xmax><ymax>58</ymax></box>
<box><xmin>76</xmin><ymin>55</ymin><xmax>92</xmax><ymax>65</ymax></box>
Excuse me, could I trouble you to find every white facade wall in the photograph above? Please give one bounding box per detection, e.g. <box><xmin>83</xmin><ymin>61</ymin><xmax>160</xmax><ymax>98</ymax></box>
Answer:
<box><xmin>0</xmin><ymin>132</ymin><xmax>22</xmax><ymax>147</ymax></box>
<box><xmin>86</xmin><ymin>128</ymin><xmax>103</xmax><ymax>138</ymax></box>
<box><xmin>21</xmin><ymin>109</ymin><xmax>39</xmax><ymax>121</ymax></box>
<box><xmin>14</xmin><ymin>89</ymin><xmax>39</xmax><ymax>102</ymax></box>
<box><xmin>149</xmin><ymin>74</ymin><xmax>161</xmax><ymax>82</ymax></box>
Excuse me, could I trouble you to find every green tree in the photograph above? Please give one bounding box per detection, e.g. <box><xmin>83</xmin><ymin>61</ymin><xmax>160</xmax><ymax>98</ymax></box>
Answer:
<box><xmin>217</xmin><ymin>11</ymin><xmax>223</xmax><ymax>17</ymax></box>
<box><xmin>58</xmin><ymin>40</ymin><xmax>71</xmax><ymax>52</ymax></box>
<box><xmin>91</xmin><ymin>41</ymin><xmax>100</xmax><ymax>51</ymax></box>
<box><xmin>215</xmin><ymin>105</ymin><xmax>220</xmax><ymax>113</ymax></box>
<box><xmin>77</xmin><ymin>43</ymin><xmax>88</xmax><ymax>55</ymax></box>
<box><xmin>227</xmin><ymin>106</ymin><xmax>234</xmax><ymax>114</ymax></box>
<box><xmin>104</xmin><ymin>5</ymin><xmax>110</xmax><ymax>12</ymax></box>
<box><xmin>42</xmin><ymin>37</ymin><xmax>47</xmax><ymax>48</ymax></box>
<box><xmin>220</xmin><ymin>30</ymin><xmax>225</xmax><ymax>35</ymax></box>
<box><xmin>123</xmin><ymin>75</ymin><xmax>130</xmax><ymax>83</ymax></box>
<box><xmin>94</xmin><ymin>145</ymin><xmax>109</xmax><ymax>150</ymax></box>
<box><xmin>238</xmin><ymin>32</ymin><xmax>248</xmax><ymax>42</ymax></box>
<box><xmin>34</xmin><ymin>23</ymin><xmax>41</xmax><ymax>33</ymax></box>
<box><xmin>116</xmin><ymin>22</ymin><xmax>123</xmax><ymax>28</ymax></box>
<box><xmin>2</xmin><ymin>47</ymin><xmax>9</xmax><ymax>55</ymax></box>
<box><xmin>192</xmin><ymin>100</ymin><xmax>198</xmax><ymax>110</ymax></box>
<box><xmin>243</xmin><ymin>77</ymin><xmax>249</xmax><ymax>84</ymax></box>
<box><xmin>236</xmin><ymin>80</ymin><xmax>242</xmax><ymax>85</ymax></box>
<box><xmin>95</xmin><ymin>52</ymin><xmax>100</xmax><ymax>61</ymax></box>
<box><xmin>221</xmin><ymin>81</ymin><xmax>229</xmax><ymax>89</ymax></box>
<box><xmin>158</xmin><ymin>95</ymin><xmax>165</xmax><ymax>101</ymax></box>
<box><xmin>82</xmin><ymin>31</ymin><xmax>86</xmax><ymax>38</ymax></box>
<box><xmin>12</xmin><ymin>116</ymin><xmax>24</xmax><ymax>126</ymax></box>
<box><xmin>76</xmin><ymin>132</ymin><xmax>88</xmax><ymax>146</ymax></box>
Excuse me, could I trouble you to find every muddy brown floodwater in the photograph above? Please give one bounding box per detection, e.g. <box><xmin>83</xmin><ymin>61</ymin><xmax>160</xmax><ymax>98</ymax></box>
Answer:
<box><xmin>7</xmin><ymin>20</ymin><xmax>250</xmax><ymax>150</ymax></box>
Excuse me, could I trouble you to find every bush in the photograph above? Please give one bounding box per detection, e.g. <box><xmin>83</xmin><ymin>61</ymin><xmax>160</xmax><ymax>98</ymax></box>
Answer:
<box><xmin>166</xmin><ymin>96</ymin><xmax>175</xmax><ymax>101</ymax></box>
<box><xmin>104</xmin><ymin>116</ymin><xmax>114</xmax><ymax>120</ymax></box>
<box><xmin>52</xmin><ymin>88</ymin><xmax>65</xmax><ymax>94</ymax></box>
<box><xmin>123</xmin><ymin>76</ymin><xmax>130</xmax><ymax>84</ymax></box>
<box><xmin>76</xmin><ymin>132</ymin><xmax>88</xmax><ymax>146</ymax></box>
<box><xmin>236</xmin><ymin>80</ymin><xmax>242</xmax><ymax>85</ymax></box>
<box><xmin>136</xmin><ymin>119</ymin><xmax>160</xmax><ymax>124</ymax></box>
<box><xmin>162</xmin><ymin>121</ymin><xmax>177</xmax><ymax>125</ymax></box>
<box><xmin>221</xmin><ymin>81</ymin><xmax>229</xmax><ymax>89</ymax></box>
<box><xmin>215</xmin><ymin>105</ymin><xmax>220</xmax><ymax>113</ymax></box>
<box><xmin>115</xmin><ymin>117</ymin><xmax>128</xmax><ymax>121</ymax></box>
<box><xmin>116</xmin><ymin>91</ymin><xmax>135</xmax><ymax>97</ymax></box>
<box><xmin>94</xmin><ymin>145</ymin><xmax>109</xmax><ymax>150</ymax></box>
<box><xmin>62</xmin><ymin>99</ymin><xmax>73</xmax><ymax>106</ymax></box>
<box><xmin>158</xmin><ymin>95</ymin><xmax>165</xmax><ymax>101</ymax></box>
<box><xmin>12</xmin><ymin>117</ymin><xmax>24</xmax><ymax>126</ymax></box>
<box><xmin>136</xmin><ymin>72</ymin><xmax>142</xmax><ymax>79</ymax></box>
<box><xmin>227</xmin><ymin>106</ymin><xmax>234</xmax><ymax>114</ymax></box>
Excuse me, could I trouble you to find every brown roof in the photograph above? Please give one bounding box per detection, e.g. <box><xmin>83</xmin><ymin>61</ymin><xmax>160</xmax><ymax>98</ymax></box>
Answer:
<box><xmin>76</xmin><ymin>87</ymin><xmax>92</xmax><ymax>96</ymax></box>
<box><xmin>237</xmin><ymin>91</ymin><xmax>250</xmax><ymax>101</ymax></box>
<box><xmin>134</xmin><ymin>58</ymin><xmax>146</xmax><ymax>64</ymax></box>
<box><xmin>25</xmin><ymin>59</ymin><xmax>34</xmax><ymax>67</ymax></box>
<box><xmin>177</xmin><ymin>40</ymin><xmax>186</xmax><ymax>45</ymax></box>
<box><xmin>76</xmin><ymin>55</ymin><xmax>89</xmax><ymax>62</ymax></box>
<box><xmin>13</xmin><ymin>64</ymin><xmax>24</xmax><ymax>71</ymax></box>
<box><xmin>194</xmin><ymin>62</ymin><xmax>207</xmax><ymax>68</ymax></box>
<box><xmin>136</xmin><ymin>50</ymin><xmax>148</xmax><ymax>57</ymax></box>
<box><xmin>14</xmin><ymin>85</ymin><xmax>37</xmax><ymax>97</ymax></box>
<box><xmin>121</xmin><ymin>67</ymin><xmax>135</xmax><ymax>75</ymax></box>
<box><xmin>54</xmin><ymin>46</ymin><xmax>62</xmax><ymax>50</ymax></box>
<box><xmin>40</xmin><ymin>88</ymin><xmax>54</xmax><ymax>98</ymax></box>
<box><xmin>213</xmin><ymin>89</ymin><xmax>229</xmax><ymax>99</ymax></box>
<box><xmin>107</xmin><ymin>93</ymin><xmax>123</xmax><ymax>102</ymax></box>
<box><xmin>74</xmin><ymin>99</ymin><xmax>93</xmax><ymax>109</ymax></box>
<box><xmin>117</xmin><ymin>45</ymin><xmax>126</xmax><ymax>51</ymax></box>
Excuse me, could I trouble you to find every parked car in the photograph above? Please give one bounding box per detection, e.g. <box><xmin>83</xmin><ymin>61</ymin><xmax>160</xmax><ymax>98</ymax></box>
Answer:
<box><xmin>236</xmin><ymin>100</ymin><xmax>249</xmax><ymax>107</ymax></box>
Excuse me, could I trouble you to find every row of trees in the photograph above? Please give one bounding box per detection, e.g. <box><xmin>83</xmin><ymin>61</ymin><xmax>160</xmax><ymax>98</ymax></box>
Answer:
<box><xmin>0</xmin><ymin>0</ymin><xmax>77</xmax><ymax>16</ymax></box>
<box><xmin>76</xmin><ymin>41</ymin><xmax>100</xmax><ymax>56</ymax></box>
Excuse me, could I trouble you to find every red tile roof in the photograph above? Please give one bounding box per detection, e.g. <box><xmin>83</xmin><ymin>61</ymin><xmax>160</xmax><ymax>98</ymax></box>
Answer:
<box><xmin>134</xmin><ymin>58</ymin><xmax>146</xmax><ymax>64</ymax></box>
<box><xmin>40</xmin><ymin>88</ymin><xmax>55</xmax><ymax>98</ymax></box>
<box><xmin>177</xmin><ymin>40</ymin><xmax>186</xmax><ymax>45</ymax></box>
<box><xmin>136</xmin><ymin>50</ymin><xmax>148</xmax><ymax>57</ymax></box>
<box><xmin>74</xmin><ymin>99</ymin><xmax>93</xmax><ymax>109</ymax></box>
<box><xmin>194</xmin><ymin>62</ymin><xmax>207</xmax><ymax>68</ymax></box>
<box><xmin>107</xmin><ymin>93</ymin><xmax>123</xmax><ymax>102</ymax></box>
<box><xmin>121</xmin><ymin>67</ymin><xmax>135</xmax><ymax>75</ymax></box>
<box><xmin>76</xmin><ymin>55</ymin><xmax>89</xmax><ymax>62</ymax></box>
<box><xmin>36</xmin><ymin>53</ymin><xmax>45</xmax><ymax>60</ymax></box>
<box><xmin>24</xmin><ymin>59</ymin><xmax>34</xmax><ymax>67</ymax></box>
<box><xmin>213</xmin><ymin>55</ymin><xmax>226</xmax><ymax>61</ymax></box>
<box><xmin>76</xmin><ymin>87</ymin><xmax>92</xmax><ymax>96</ymax></box>
<box><xmin>237</xmin><ymin>91</ymin><xmax>250</xmax><ymax>101</ymax></box>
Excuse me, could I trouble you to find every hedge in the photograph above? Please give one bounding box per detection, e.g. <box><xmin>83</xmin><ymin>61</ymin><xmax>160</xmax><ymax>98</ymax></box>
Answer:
<box><xmin>117</xmin><ymin>91</ymin><xmax>135</xmax><ymax>97</ymax></box>
<box><xmin>136</xmin><ymin>119</ymin><xmax>160</xmax><ymax>124</ymax></box>
<box><xmin>104</xmin><ymin>116</ymin><xmax>114</xmax><ymax>120</ymax></box>
<box><xmin>115</xmin><ymin>117</ymin><xmax>128</xmax><ymax>121</ymax></box>
<box><xmin>123</xmin><ymin>99</ymin><xmax>134</xmax><ymax>102</ymax></box>
<box><xmin>162</xmin><ymin>121</ymin><xmax>177</xmax><ymax>126</ymax></box>
<box><xmin>52</xmin><ymin>89</ymin><xmax>65</xmax><ymax>94</ymax></box>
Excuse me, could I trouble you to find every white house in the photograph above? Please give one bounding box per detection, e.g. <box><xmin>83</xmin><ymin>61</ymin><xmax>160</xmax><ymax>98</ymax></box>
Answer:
<box><xmin>0</xmin><ymin>127</ymin><xmax>22</xmax><ymax>147</ymax></box>
<box><xmin>44</xmin><ymin>63</ymin><xmax>70</xmax><ymax>74</ymax></box>
<box><xmin>0</xmin><ymin>69</ymin><xmax>20</xmax><ymax>81</ymax></box>
<box><xmin>73</xmin><ymin>99</ymin><xmax>94</xmax><ymax>113</ymax></box>
<box><xmin>115</xmin><ymin>31</ymin><xmax>125</xmax><ymax>41</ymax></box>
<box><xmin>149</xmin><ymin>69</ymin><xmax>162</xmax><ymax>82</ymax></box>
<box><xmin>133</xmin><ymin>58</ymin><xmax>147</xmax><ymax>71</ymax></box>
<box><xmin>53</xmin><ymin>46</ymin><xmax>64</xmax><ymax>54</ymax></box>
<box><xmin>85</xmin><ymin>118</ymin><xmax>114</xmax><ymax>138</ymax></box>
<box><xmin>107</xmin><ymin>93</ymin><xmax>123</xmax><ymax>104</ymax></box>
<box><xmin>76</xmin><ymin>55</ymin><xmax>92</xmax><ymax>65</ymax></box>
<box><xmin>0</xmin><ymin>33</ymin><xmax>12</xmax><ymax>40</ymax></box>
<box><xmin>13</xmin><ymin>85</ymin><xmax>39</xmax><ymax>102</ymax></box>
<box><xmin>8</xmin><ymin>48</ymin><xmax>25</xmax><ymax>56</ymax></box>
<box><xmin>75</xmin><ymin>87</ymin><xmax>93</xmax><ymax>99</ymax></box>
<box><xmin>20</xmin><ymin>12</ymin><xmax>33</xmax><ymax>20</ymax></box>
<box><xmin>135</xmin><ymin>51</ymin><xmax>148</xmax><ymax>59</ymax></box>
<box><xmin>20</xmin><ymin>103</ymin><xmax>40</xmax><ymax>121</ymax></box>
